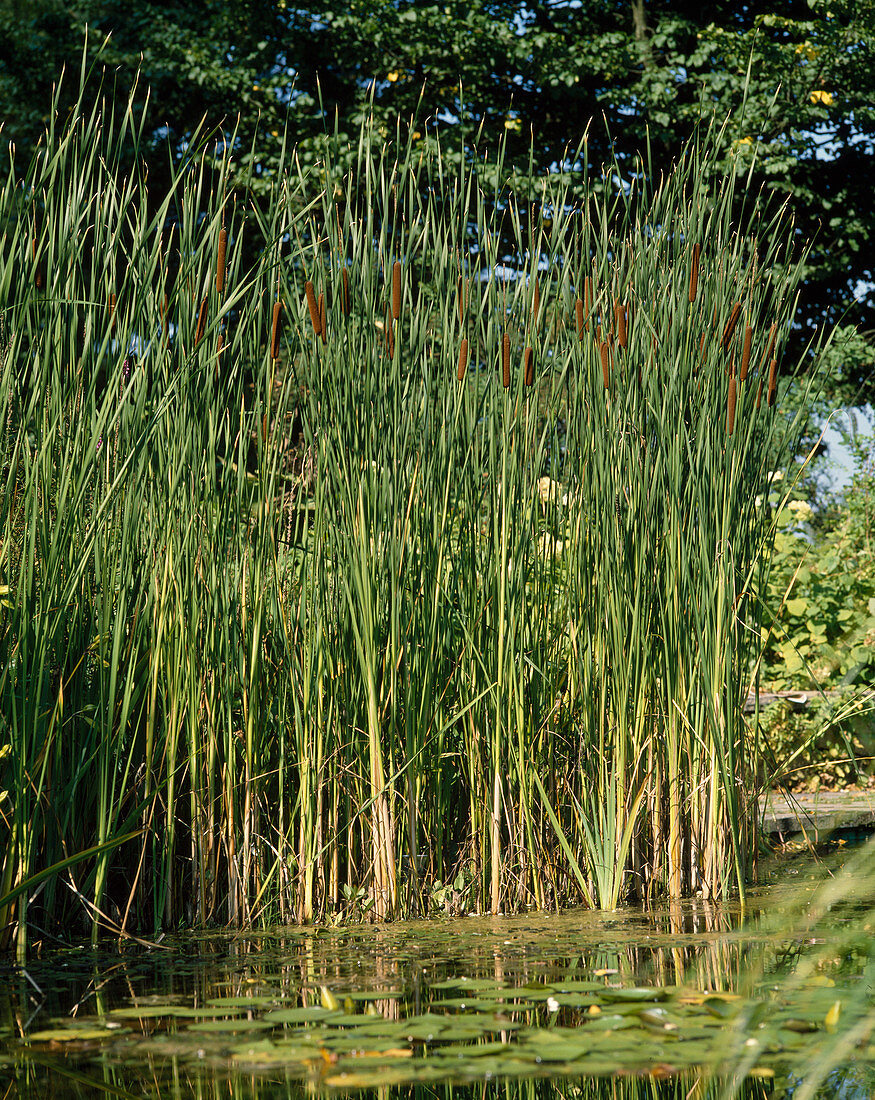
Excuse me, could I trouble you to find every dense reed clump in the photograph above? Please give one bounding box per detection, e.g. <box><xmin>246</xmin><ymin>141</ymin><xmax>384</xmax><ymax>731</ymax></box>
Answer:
<box><xmin>0</xmin><ymin>78</ymin><xmax>824</xmax><ymax>955</ymax></box>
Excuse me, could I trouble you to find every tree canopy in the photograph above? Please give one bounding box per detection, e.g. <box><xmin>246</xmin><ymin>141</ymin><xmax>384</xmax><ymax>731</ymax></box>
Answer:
<box><xmin>0</xmin><ymin>0</ymin><xmax>872</xmax><ymax>397</ymax></box>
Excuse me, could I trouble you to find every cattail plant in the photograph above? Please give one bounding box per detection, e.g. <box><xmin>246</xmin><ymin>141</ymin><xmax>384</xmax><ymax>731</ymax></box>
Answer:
<box><xmin>216</xmin><ymin>227</ymin><xmax>227</xmax><ymax>294</ymax></box>
<box><xmin>524</xmin><ymin>346</ymin><xmax>534</xmax><ymax>386</ymax></box>
<box><xmin>727</xmin><ymin>376</ymin><xmax>737</xmax><ymax>435</ymax></box>
<box><xmin>740</xmin><ymin>325</ymin><xmax>752</xmax><ymax>382</ymax></box>
<box><xmin>767</xmin><ymin>358</ymin><xmax>778</xmax><ymax>407</ymax></box>
<box><xmin>457</xmin><ymin>338</ymin><xmax>469</xmax><ymax>381</ymax></box>
<box><xmin>195</xmin><ymin>297</ymin><xmax>208</xmax><ymax>344</ymax></box>
<box><xmin>392</xmin><ymin>260</ymin><xmax>402</xmax><ymax>320</ymax></box>
<box><xmin>0</xmin><ymin>73</ymin><xmax>825</xmax><ymax>953</ymax></box>
<box><xmin>689</xmin><ymin>243</ymin><xmax>700</xmax><ymax>302</ymax></box>
<box><xmin>305</xmin><ymin>281</ymin><xmax>320</xmax><ymax>336</ymax></box>
<box><xmin>722</xmin><ymin>302</ymin><xmax>741</xmax><ymax>352</ymax></box>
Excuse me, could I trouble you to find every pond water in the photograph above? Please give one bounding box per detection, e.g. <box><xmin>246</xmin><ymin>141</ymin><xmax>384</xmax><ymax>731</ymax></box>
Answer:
<box><xmin>1</xmin><ymin>855</ymin><xmax>874</xmax><ymax>1099</ymax></box>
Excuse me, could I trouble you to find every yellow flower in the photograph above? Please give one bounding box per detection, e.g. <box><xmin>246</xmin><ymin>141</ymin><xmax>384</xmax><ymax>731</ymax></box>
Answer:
<box><xmin>735</xmin><ymin>136</ymin><xmax>753</xmax><ymax>146</ymax></box>
<box><xmin>810</xmin><ymin>89</ymin><xmax>834</xmax><ymax>106</ymax></box>
<box><xmin>387</xmin><ymin>70</ymin><xmax>400</xmax><ymax>83</ymax></box>
<box><xmin>504</xmin><ymin>117</ymin><xmax>521</xmax><ymax>132</ymax></box>
<box><xmin>411</xmin><ymin>131</ymin><xmax>421</xmax><ymax>141</ymax></box>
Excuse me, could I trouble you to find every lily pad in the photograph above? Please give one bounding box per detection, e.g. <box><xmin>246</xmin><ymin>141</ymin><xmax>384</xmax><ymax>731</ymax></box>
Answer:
<box><xmin>264</xmin><ymin>1006</ymin><xmax>333</xmax><ymax>1024</ymax></box>
<box><xmin>186</xmin><ymin>1018</ymin><xmax>275</xmax><ymax>1033</ymax></box>
<box><xmin>25</xmin><ymin>1027</ymin><xmax>119</xmax><ymax>1042</ymax></box>
<box><xmin>206</xmin><ymin>996</ymin><xmax>281</xmax><ymax>1008</ymax></box>
<box><xmin>600</xmin><ymin>987</ymin><xmax>670</xmax><ymax>1003</ymax></box>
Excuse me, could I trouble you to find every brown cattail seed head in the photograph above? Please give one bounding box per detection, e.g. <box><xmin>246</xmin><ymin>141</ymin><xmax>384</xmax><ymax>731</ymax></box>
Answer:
<box><xmin>195</xmin><ymin>297</ymin><xmax>208</xmax><ymax>344</ymax></box>
<box><xmin>726</xmin><ymin>376</ymin><xmax>737</xmax><ymax>436</ymax></box>
<box><xmin>616</xmin><ymin>299</ymin><xmax>627</xmax><ymax>349</ymax></box>
<box><xmin>215</xmin><ymin>333</ymin><xmax>225</xmax><ymax>377</ymax></box>
<box><xmin>722</xmin><ymin>302</ymin><xmax>741</xmax><ymax>352</ymax></box>
<box><xmin>689</xmin><ymin>243</ymin><xmax>700</xmax><ymax>303</ymax></box>
<box><xmin>767</xmin><ymin>358</ymin><xmax>778</xmax><ymax>407</ymax></box>
<box><xmin>305</xmin><ymin>282</ymin><xmax>321</xmax><ymax>336</ymax></box>
<box><xmin>457</xmin><ymin>338</ymin><xmax>469</xmax><ymax>381</ymax></box>
<box><xmin>524</xmin><ymin>346</ymin><xmax>534</xmax><ymax>386</ymax></box>
<box><xmin>502</xmin><ymin>333</ymin><xmax>511</xmax><ymax>388</ymax></box>
<box><xmin>532</xmin><ymin>278</ymin><xmax>540</xmax><ymax>323</ymax></box>
<box><xmin>341</xmin><ymin>268</ymin><xmax>351</xmax><ymax>316</ymax></box>
<box><xmin>740</xmin><ymin>325</ymin><xmax>753</xmax><ymax>382</ymax></box>
<box><xmin>600</xmin><ymin>341</ymin><xmax>610</xmax><ymax>390</ymax></box>
<box><xmin>392</xmin><ymin>261</ymin><xmax>402</xmax><ymax>320</ymax></box>
<box><xmin>318</xmin><ymin>292</ymin><xmax>327</xmax><ymax>345</ymax></box>
<box><xmin>271</xmin><ymin>301</ymin><xmax>283</xmax><ymax>360</ymax></box>
<box><xmin>575</xmin><ymin>298</ymin><xmax>585</xmax><ymax>341</ymax></box>
<box><xmin>216</xmin><ymin>228</ymin><xmax>227</xmax><ymax>294</ymax></box>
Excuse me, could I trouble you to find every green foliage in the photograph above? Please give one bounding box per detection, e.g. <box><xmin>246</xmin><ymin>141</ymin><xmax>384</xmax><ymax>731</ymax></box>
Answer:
<box><xmin>756</xmin><ymin>433</ymin><xmax>875</xmax><ymax>789</ymax></box>
<box><xmin>0</xmin><ymin>2</ymin><xmax>872</xmax><ymax>396</ymax></box>
<box><xmin>759</xmin><ymin>688</ymin><xmax>875</xmax><ymax>791</ymax></box>
<box><xmin>762</xmin><ymin>441</ymin><xmax>875</xmax><ymax>690</ymax></box>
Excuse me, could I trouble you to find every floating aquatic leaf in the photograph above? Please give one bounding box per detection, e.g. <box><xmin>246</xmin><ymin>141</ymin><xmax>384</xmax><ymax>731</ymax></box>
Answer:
<box><xmin>435</xmin><ymin>1025</ymin><xmax>489</xmax><ymax>1041</ymax></box>
<box><xmin>187</xmin><ymin>1019</ymin><xmax>275</xmax><ymax>1033</ymax></box>
<box><xmin>600</xmin><ymin>987</ymin><xmax>669</xmax><ymax>1003</ymax></box>
<box><xmin>322</xmin><ymin>1013</ymin><xmax>372</xmax><ymax>1027</ymax></box>
<box><xmin>206</xmin><ymin>996</ymin><xmax>281</xmax><ymax>1008</ymax></box>
<box><xmin>264</xmin><ymin>1006</ymin><xmax>334</xmax><ymax>1024</ymax></box>
<box><xmin>25</xmin><ymin>1027</ymin><xmax>119</xmax><ymax>1042</ymax></box>
<box><xmin>436</xmin><ymin>997</ymin><xmax>502</xmax><ymax>1010</ymax></box>
<box><xmin>401</xmin><ymin>1018</ymin><xmax>448</xmax><ymax>1042</ymax></box>
<box><xmin>639</xmin><ymin>1008</ymin><xmax>678</xmax><ymax>1031</ymax></box>
<box><xmin>552</xmin><ymin>979</ymin><xmax>605</xmax><ymax>992</ymax></box>
<box><xmin>780</xmin><ymin>1018</ymin><xmax>820</xmax><ymax>1033</ymax></box>
<box><xmin>549</xmin><ymin>993</ymin><xmax>600</xmax><ymax>1008</ymax></box>
<box><xmin>109</xmin><ymin>1005</ymin><xmax>229</xmax><ymax>1019</ymax></box>
<box><xmin>704</xmin><ymin>996</ymin><xmax>740</xmax><ymax>1019</ymax></box>
<box><xmin>231</xmin><ymin>1040</ymin><xmax>318</xmax><ymax>1065</ymax></box>
<box><xmin>435</xmin><ymin>1040</ymin><xmax>510</xmax><ymax>1059</ymax></box>
<box><xmin>582</xmin><ymin>1014</ymin><xmax>637</xmax><ymax>1031</ymax></box>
